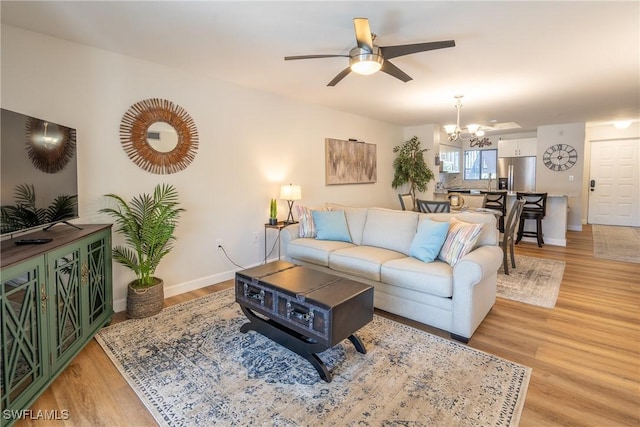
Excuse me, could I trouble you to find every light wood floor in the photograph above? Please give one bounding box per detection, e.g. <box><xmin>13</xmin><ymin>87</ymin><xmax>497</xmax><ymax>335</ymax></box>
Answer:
<box><xmin>16</xmin><ymin>225</ymin><xmax>640</xmax><ymax>426</ymax></box>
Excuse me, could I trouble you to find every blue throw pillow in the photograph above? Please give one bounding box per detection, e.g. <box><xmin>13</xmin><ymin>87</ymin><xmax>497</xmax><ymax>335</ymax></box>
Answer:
<box><xmin>409</xmin><ymin>219</ymin><xmax>450</xmax><ymax>262</ymax></box>
<box><xmin>312</xmin><ymin>210</ymin><xmax>352</xmax><ymax>242</ymax></box>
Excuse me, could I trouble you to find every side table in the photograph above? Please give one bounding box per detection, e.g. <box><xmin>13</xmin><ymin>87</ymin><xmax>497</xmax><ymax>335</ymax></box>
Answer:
<box><xmin>264</xmin><ymin>221</ymin><xmax>294</xmax><ymax>262</ymax></box>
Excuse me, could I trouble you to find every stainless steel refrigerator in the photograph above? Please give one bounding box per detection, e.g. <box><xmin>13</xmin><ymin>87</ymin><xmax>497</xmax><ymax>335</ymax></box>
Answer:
<box><xmin>497</xmin><ymin>156</ymin><xmax>536</xmax><ymax>192</ymax></box>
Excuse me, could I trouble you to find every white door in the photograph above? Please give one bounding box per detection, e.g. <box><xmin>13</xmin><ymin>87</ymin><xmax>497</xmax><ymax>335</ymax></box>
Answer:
<box><xmin>588</xmin><ymin>139</ymin><xmax>640</xmax><ymax>226</ymax></box>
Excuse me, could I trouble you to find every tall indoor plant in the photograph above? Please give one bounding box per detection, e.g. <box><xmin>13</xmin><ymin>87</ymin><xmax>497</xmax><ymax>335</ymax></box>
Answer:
<box><xmin>100</xmin><ymin>183</ymin><xmax>184</xmax><ymax>318</ymax></box>
<box><xmin>391</xmin><ymin>135</ymin><xmax>435</xmax><ymax>210</ymax></box>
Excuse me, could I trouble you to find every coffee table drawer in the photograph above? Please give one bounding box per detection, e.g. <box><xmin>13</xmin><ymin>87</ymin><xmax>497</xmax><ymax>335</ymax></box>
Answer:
<box><xmin>236</xmin><ymin>277</ymin><xmax>276</xmax><ymax>313</ymax></box>
<box><xmin>277</xmin><ymin>295</ymin><xmax>329</xmax><ymax>342</ymax></box>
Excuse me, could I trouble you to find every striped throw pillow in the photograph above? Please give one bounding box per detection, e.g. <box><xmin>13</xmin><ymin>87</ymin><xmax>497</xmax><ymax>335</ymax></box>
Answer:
<box><xmin>438</xmin><ymin>218</ymin><xmax>483</xmax><ymax>266</ymax></box>
<box><xmin>296</xmin><ymin>205</ymin><xmax>324</xmax><ymax>238</ymax></box>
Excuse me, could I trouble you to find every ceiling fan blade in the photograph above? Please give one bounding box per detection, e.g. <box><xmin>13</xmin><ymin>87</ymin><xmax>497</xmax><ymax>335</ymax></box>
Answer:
<box><xmin>327</xmin><ymin>67</ymin><xmax>352</xmax><ymax>86</ymax></box>
<box><xmin>284</xmin><ymin>54</ymin><xmax>349</xmax><ymax>61</ymax></box>
<box><xmin>380</xmin><ymin>40</ymin><xmax>456</xmax><ymax>59</ymax></box>
<box><xmin>353</xmin><ymin>18</ymin><xmax>374</xmax><ymax>52</ymax></box>
<box><xmin>380</xmin><ymin>60</ymin><xmax>412</xmax><ymax>83</ymax></box>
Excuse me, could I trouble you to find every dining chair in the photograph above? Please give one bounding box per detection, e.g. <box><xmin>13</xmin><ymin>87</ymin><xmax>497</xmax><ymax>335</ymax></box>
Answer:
<box><xmin>398</xmin><ymin>193</ymin><xmax>414</xmax><ymax>211</ymax></box>
<box><xmin>501</xmin><ymin>198</ymin><xmax>526</xmax><ymax>275</ymax></box>
<box><xmin>464</xmin><ymin>194</ymin><xmax>486</xmax><ymax>209</ymax></box>
<box><xmin>483</xmin><ymin>191</ymin><xmax>507</xmax><ymax>233</ymax></box>
<box><xmin>416</xmin><ymin>199</ymin><xmax>450</xmax><ymax>213</ymax></box>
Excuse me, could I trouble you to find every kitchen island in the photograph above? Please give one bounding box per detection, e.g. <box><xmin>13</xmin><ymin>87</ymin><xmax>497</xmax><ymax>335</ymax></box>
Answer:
<box><xmin>437</xmin><ymin>189</ymin><xmax>569</xmax><ymax>246</ymax></box>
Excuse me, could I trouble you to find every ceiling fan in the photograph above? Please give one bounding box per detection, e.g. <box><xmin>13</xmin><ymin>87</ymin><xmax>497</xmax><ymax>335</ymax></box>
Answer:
<box><xmin>284</xmin><ymin>18</ymin><xmax>455</xmax><ymax>86</ymax></box>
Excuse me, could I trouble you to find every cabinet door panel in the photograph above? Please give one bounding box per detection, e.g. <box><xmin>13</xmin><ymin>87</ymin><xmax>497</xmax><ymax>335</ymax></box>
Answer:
<box><xmin>498</xmin><ymin>139</ymin><xmax>517</xmax><ymax>157</ymax></box>
<box><xmin>518</xmin><ymin>138</ymin><xmax>537</xmax><ymax>157</ymax></box>
<box><xmin>84</xmin><ymin>231</ymin><xmax>112</xmax><ymax>333</ymax></box>
<box><xmin>0</xmin><ymin>259</ymin><xmax>48</xmax><ymax>413</ymax></box>
<box><xmin>48</xmin><ymin>247</ymin><xmax>83</xmax><ymax>371</ymax></box>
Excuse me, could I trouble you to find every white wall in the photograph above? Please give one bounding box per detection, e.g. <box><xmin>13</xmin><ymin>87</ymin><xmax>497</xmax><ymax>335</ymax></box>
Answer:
<box><xmin>535</xmin><ymin>123</ymin><xmax>585</xmax><ymax>231</ymax></box>
<box><xmin>1</xmin><ymin>25</ymin><xmax>404</xmax><ymax>310</ymax></box>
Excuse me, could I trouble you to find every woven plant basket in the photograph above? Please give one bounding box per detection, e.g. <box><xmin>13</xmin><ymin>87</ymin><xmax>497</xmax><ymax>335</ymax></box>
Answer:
<box><xmin>127</xmin><ymin>278</ymin><xmax>164</xmax><ymax>318</ymax></box>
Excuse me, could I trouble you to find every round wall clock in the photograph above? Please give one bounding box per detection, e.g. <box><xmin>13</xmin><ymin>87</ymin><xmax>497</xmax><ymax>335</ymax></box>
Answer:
<box><xmin>543</xmin><ymin>144</ymin><xmax>578</xmax><ymax>171</ymax></box>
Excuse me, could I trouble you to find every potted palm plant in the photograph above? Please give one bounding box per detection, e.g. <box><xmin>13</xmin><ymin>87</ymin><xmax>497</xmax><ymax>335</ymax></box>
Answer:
<box><xmin>392</xmin><ymin>135</ymin><xmax>435</xmax><ymax>210</ymax></box>
<box><xmin>100</xmin><ymin>183</ymin><xmax>184</xmax><ymax>318</ymax></box>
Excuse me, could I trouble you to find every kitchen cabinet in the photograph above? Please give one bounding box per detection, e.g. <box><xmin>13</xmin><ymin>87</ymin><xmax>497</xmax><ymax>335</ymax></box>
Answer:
<box><xmin>440</xmin><ymin>144</ymin><xmax>461</xmax><ymax>173</ymax></box>
<box><xmin>1</xmin><ymin>225</ymin><xmax>112</xmax><ymax>426</ymax></box>
<box><xmin>498</xmin><ymin>138</ymin><xmax>537</xmax><ymax>157</ymax></box>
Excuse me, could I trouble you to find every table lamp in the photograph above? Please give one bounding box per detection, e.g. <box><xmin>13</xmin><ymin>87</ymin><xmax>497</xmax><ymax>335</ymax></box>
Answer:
<box><xmin>280</xmin><ymin>184</ymin><xmax>302</xmax><ymax>224</ymax></box>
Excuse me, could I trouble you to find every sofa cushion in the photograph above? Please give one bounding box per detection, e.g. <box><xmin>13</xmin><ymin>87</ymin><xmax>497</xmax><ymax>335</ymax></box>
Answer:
<box><xmin>326</xmin><ymin>203</ymin><xmax>368</xmax><ymax>245</ymax></box>
<box><xmin>287</xmin><ymin>238</ymin><xmax>355</xmax><ymax>266</ymax></box>
<box><xmin>420</xmin><ymin>212</ymin><xmax>498</xmax><ymax>246</ymax></box>
<box><xmin>438</xmin><ymin>218</ymin><xmax>483</xmax><ymax>266</ymax></box>
<box><xmin>329</xmin><ymin>246</ymin><xmax>405</xmax><ymax>281</ymax></box>
<box><xmin>312</xmin><ymin>210</ymin><xmax>352</xmax><ymax>242</ymax></box>
<box><xmin>409</xmin><ymin>219</ymin><xmax>450</xmax><ymax>262</ymax></box>
<box><xmin>296</xmin><ymin>205</ymin><xmax>324</xmax><ymax>238</ymax></box>
<box><xmin>381</xmin><ymin>257</ymin><xmax>454</xmax><ymax>298</ymax></box>
<box><xmin>361</xmin><ymin>208</ymin><xmax>418</xmax><ymax>255</ymax></box>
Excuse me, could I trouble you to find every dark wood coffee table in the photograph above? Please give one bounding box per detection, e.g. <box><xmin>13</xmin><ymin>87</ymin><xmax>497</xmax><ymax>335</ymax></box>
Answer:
<box><xmin>235</xmin><ymin>261</ymin><xmax>373</xmax><ymax>382</ymax></box>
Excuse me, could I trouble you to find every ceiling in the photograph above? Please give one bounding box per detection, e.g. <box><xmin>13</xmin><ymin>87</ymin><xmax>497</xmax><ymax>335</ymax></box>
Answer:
<box><xmin>2</xmin><ymin>1</ymin><xmax>639</xmax><ymax>131</ymax></box>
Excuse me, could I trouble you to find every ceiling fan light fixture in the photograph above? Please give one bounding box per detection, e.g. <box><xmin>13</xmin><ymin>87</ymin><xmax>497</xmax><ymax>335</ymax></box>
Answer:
<box><xmin>349</xmin><ymin>47</ymin><xmax>383</xmax><ymax>75</ymax></box>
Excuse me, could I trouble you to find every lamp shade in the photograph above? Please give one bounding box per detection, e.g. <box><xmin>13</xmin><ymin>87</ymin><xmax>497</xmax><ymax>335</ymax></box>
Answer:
<box><xmin>280</xmin><ymin>184</ymin><xmax>302</xmax><ymax>201</ymax></box>
<box><xmin>466</xmin><ymin>124</ymin><xmax>480</xmax><ymax>134</ymax></box>
<box><xmin>443</xmin><ymin>124</ymin><xmax>458</xmax><ymax>134</ymax></box>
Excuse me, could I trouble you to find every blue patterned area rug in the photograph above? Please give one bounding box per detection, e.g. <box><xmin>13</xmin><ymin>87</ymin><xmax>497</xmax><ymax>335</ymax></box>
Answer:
<box><xmin>96</xmin><ymin>288</ymin><xmax>531</xmax><ymax>426</ymax></box>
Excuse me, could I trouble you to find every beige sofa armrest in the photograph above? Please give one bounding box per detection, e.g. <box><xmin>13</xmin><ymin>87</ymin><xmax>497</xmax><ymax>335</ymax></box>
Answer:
<box><xmin>453</xmin><ymin>246</ymin><xmax>503</xmax><ymax>285</ymax></box>
<box><xmin>450</xmin><ymin>245</ymin><xmax>503</xmax><ymax>339</ymax></box>
<box><xmin>280</xmin><ymin>224</ymin><xmax>299</xmax><ymax>260</ymax></box>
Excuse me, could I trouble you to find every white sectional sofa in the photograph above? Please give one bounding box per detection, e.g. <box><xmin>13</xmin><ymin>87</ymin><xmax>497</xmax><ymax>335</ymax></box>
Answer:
<box><xmin>280</xmin><ymin>205</ymin><xmax>503</xmax><ymax>342</ymax></box>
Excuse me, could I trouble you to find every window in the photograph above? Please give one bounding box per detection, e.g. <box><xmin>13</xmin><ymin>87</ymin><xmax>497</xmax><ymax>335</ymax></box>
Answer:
<box><xmin>464</xmin><ymin>149</ymin><xmax>497</xmax><ymax>180</ymax></box>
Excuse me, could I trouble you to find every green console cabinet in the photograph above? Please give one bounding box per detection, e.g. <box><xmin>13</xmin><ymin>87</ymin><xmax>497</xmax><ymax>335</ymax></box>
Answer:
<box><xmin>1</xmin><ymin>225</ymin><xmax>112</xmax><ymax>427</ymax></box>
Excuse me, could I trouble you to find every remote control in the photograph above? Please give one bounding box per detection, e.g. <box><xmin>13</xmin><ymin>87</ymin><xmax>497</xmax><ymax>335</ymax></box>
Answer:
<box><xmin>14</xmin><ymin>238</ymin><xmax>53</xmax><ymax>245</ymax></box>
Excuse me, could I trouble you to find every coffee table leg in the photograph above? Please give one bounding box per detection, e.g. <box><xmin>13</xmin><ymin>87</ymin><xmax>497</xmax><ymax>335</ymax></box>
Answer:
<box><xmin>239</xmin><ymin>306</ymin><xmax>333</xmax><ymax>382</ymax></box>
<box><xmin>348</xmin><ymin>333</ymin><xmax>367</xmax><ymax>354</ymax></box>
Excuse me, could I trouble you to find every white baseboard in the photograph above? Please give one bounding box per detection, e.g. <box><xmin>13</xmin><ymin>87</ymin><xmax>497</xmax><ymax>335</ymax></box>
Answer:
<box><xmin>112</xmin><ymin>257</ymin><xmax>280</xmax><ymax>313</ymax></box>
<box><xmin>567</xmin><ymin>224</ymin><xmax>582</xmax><ymax>231</ymax></box>
<box><xmin>519</xmin><ymin>236</ymin><xmax>566</xmax><ymax>247</ymax></box>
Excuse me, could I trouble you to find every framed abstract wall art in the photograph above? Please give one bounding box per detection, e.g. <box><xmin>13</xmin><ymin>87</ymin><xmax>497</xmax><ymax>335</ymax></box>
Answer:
<box><xmin>325</xmin><ymin>138</ymin><xmax>377</xmax><ymax>185</ymax></box>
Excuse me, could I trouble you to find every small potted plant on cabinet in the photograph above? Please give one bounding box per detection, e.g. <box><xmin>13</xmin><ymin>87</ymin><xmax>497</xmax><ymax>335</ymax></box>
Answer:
<box><xmin>100</xmin><ymin>183</ymin><xmax>184</xmax><ymax>318</ymax></box>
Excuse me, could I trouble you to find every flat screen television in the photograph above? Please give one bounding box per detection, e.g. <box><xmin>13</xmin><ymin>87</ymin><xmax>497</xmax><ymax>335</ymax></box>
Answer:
<box><xmin>1</xmin><ymin>108</ymin><xmax>78</xmax><ymax>238</ymax></box>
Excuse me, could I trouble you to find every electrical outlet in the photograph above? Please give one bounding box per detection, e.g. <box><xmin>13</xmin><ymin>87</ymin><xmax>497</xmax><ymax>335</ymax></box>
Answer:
<box><xmin>216</xmin><ymin>238</ymin><xmax>223</xmax><ymax>250</ymax></box>
<box><xmin>253</xmin><ymin>232</ymin><xmax>260</xmax><ymax>244</ymax></box>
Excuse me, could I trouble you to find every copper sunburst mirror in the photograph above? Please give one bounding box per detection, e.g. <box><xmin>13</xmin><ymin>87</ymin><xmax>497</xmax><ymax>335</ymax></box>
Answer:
<box><xmin>120</xmin><ymin>98</ymin><xmax>199</xmax><ymax>174</ymax></box>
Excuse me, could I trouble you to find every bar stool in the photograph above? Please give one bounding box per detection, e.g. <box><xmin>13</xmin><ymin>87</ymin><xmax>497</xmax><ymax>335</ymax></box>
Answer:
<box><xmin>483</xmin><ymin>191</ymin><xmax>507</xmax><ymax>233</ymax></box>
<box><xmin>515</xmin><ymin>192</ymin><xmax>547</xmax><ymax>247</ymax></box>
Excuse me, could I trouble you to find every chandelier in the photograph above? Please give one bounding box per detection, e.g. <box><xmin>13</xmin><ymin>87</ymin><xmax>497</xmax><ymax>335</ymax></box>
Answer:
<box><xmin>443</xmin><ymin>95</ymin><xmax>485</xmax><ymax>142</ymax></box>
